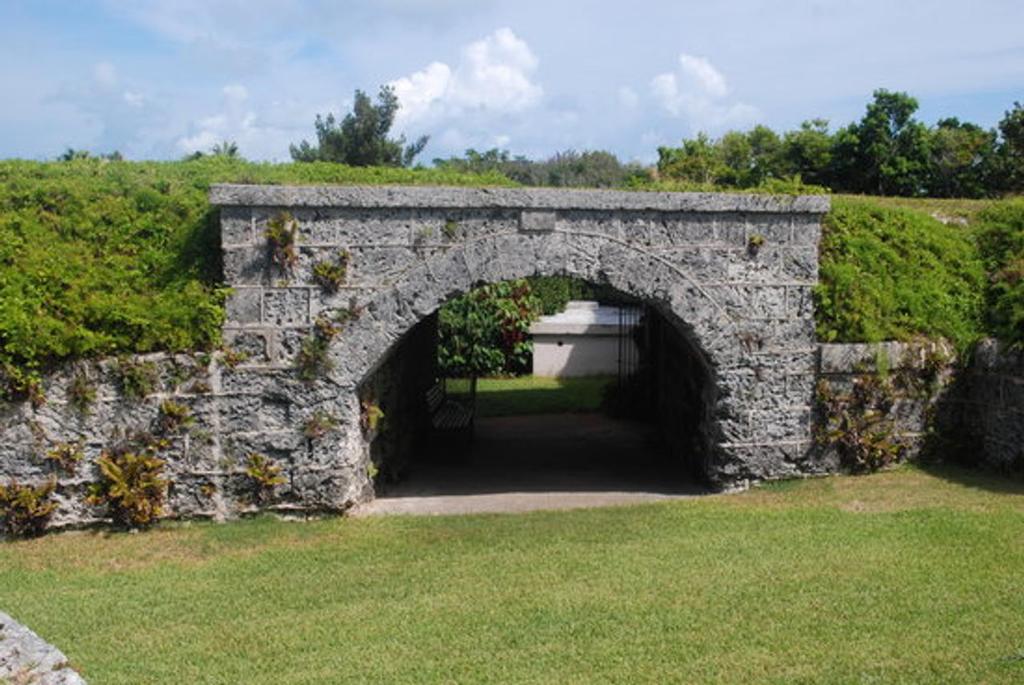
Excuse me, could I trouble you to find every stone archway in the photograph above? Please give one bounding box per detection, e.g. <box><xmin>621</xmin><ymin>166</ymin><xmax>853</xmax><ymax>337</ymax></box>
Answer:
<box><xmin>212</xmin><ymin>184</ymin><xmax>829</xmax><ymax>510</ymax></box>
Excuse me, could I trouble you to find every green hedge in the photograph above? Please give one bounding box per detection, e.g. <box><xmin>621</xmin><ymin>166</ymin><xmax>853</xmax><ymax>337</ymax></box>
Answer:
<box><xmin>975</xmin><ymin>199</ymin><xmax>1024</xmax><ymax>346</ymax></box>
<box><xmin>815</xmin><ymin>198</ymin><xmax>987</xmax><ymax>350</ymax></box>
<box><xmin>0</xmin><ymin>158</ymin><xmax>512</xmax><ymax>397</ymax></box>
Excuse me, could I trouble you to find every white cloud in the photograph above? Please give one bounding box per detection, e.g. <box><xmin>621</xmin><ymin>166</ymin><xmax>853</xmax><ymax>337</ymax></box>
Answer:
<box><xmin>170</xmin><ymin>82</ymin><xmax>332</xmax><ymax>161</ymax></box>
<box><xmin>390</xmin><ymin>27</ymin><xmax>543</xmax><ymax>128</ymax></box>
<box><xmin>650</xmin><ymin>53</ymin><xmax>758</xmax><ymax>131</ymax></box>
<box><xmin>677</xmin><ymin>54</ymin><xmax>728</xmax><ymax>98</ymax></box>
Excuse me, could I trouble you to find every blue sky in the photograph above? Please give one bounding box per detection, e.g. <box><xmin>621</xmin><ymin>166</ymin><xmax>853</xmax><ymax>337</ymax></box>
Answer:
<box><xmin>2</xmin><ymin>0</ymin><xmax>1022</xmax><ymax>163</ymax></box>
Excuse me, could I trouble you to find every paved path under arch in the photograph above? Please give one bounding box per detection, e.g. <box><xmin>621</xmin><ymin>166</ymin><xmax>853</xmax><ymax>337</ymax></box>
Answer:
<box><xmin>353</xmin><ymin>413</ymin><xmax>706</xmax><ymax>516</ymax></box>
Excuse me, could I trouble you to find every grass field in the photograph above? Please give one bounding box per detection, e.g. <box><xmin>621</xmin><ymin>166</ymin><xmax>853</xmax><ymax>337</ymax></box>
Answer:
<box><xmin>1</xmin><ymin>465</ymin><xmax>1023</xmax><ymax>684</ymax></box>
<box><xmin>446</xmin><ymin>375</ymin><xmax>613</xmax><ymax>417</ymax></box>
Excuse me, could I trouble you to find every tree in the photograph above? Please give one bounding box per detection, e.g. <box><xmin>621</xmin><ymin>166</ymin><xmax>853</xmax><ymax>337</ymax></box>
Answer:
<box><xmin>926</xmin><ymin>118</ymin><xmax>997</xmax><ymax>198</ymax></box>
<box><xmin>657</xmin><ymin>133</ymin><xmax>726</xmax><ymax>185</ymax></box>
<box><xmin>433</xmin><ymin>148</ymin><xmax>644</xmax><ymax>187</ymax></box>
<box><xmin>779</xmin><ymin>119</ymin><xmax>833</xmax><ymax>188</ymax></box>
<box><xmin>830</xmin><ymin>89</ymin><xmax>931</xmax><ymax>196</ymax></box>
<box><xmin>58</xmin><ymin>148</ymin><xmax>122</xmax><ymax>162</ymax></box>
<box><xmin>210</xmin><ymin>140</ymin><xmax>240</xmax><ymax>158</ymax></box>
<box><xmin>716</xmin><ymin>126</ymin><xmax>783</xmax><ymax>187</ymax></box>
<box><xmin>996</xmin><ymin>101</ymin><xmax>1024</xmax><ymax>192</ymax></box>
<box><xmin>184</xmin><ymin>141</ymin><xmax>242</xmax><ymax>161</ymax></box>
<box><xmin>290</xmin><ymin>85</ymin><xmax>428</xmax><ymax>167</ymax></box>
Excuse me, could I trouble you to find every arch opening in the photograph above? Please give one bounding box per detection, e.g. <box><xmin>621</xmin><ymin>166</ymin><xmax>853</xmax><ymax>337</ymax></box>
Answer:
<box><xmin>353</xmin><ymin>276</ymin><xmax>718</xmax><ymax>507</ymax></box>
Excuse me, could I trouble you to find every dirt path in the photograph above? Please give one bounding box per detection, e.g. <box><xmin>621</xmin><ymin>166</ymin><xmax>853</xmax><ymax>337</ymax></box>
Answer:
<box><xmin>354</xmin><ymin>413</ymin><xmax>705</xmax><ymax>516</ymax></box>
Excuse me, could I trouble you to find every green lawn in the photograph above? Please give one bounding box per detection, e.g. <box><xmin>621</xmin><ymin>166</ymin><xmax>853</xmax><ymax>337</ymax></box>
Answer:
<box><xmin>2</xmin><ymin>465</ymin><xmax>1024</xmax><ymax>683</ymax></box>
<box><xmin>446</xmin><ymin>375</ymin><xmax>613</xmax><ymax>417</ymax></box>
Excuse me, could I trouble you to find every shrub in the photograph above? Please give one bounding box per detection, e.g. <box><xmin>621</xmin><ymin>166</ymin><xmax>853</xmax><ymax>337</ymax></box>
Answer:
<box><xmin>0</xmin><ymin>477</ymin><xmax>58</xmax><ymax>538</ymax></box>
<box><xmin>815</xmin><ymin>377</ymin><xmax>904</xmax><ymax>473</ymax></box>
<box><xmin>975</xmin><ymin>199</ymin><xmax>1024</xmax><ymax>346</ymax></box>
<box><xmin>438</xmin><ymin>279</ymin><xmax>541</xmax><ymax>377</ymax></box>
<box><xmin>86</xmin><ymin>443</ymin><xmax>169</xmax><ymax>528</ymax></box>
<box><xmin>815</xmin><ymin>199</ymin><xmax>986</xmax><ymax>350</ymax></box>
<box><xmin>244</xmin><ymin>453</ymin><xmax>286</xmax><ymax>504</ymax></box>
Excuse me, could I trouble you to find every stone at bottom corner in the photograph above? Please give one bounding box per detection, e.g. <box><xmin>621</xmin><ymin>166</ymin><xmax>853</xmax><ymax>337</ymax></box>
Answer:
<box><xmin>0</xmin><ymin>610</ymin><xmax>88</xmax><ymax>684</ymax></box>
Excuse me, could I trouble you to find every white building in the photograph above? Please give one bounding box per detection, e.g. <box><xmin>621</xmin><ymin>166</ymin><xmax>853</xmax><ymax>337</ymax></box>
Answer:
<box><xmin>529</xmin><ymin>301</ymin><xmax>640</xmax><ymax>377</ymax></box>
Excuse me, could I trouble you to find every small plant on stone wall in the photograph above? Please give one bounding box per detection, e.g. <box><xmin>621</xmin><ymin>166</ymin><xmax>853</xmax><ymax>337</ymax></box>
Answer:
<box><xmin>116</xmin><ymin>357</ymin><xmax>159</xmax><ymax>400</ymax></box>
<box><xmin>360</xmin><ymin>399</ymin><xmax>386</xmax><ymax>435</ymax></box>
<box><xmin>188</xmin><ymin>379</ymin><xmax>212</xmax><ymax>394</ymax></box>
<box><xmin>413</xmin><ymin>226</ymin><xmax>433</xmax><ymax>252</ymax></box>
<box><xmin>265</xmin><ymin>212</ymin><xmax>299</xmax><ymax>273</ymax></box>
<box><xmin>157</xmin><ymin>399</ymin><xmax>194</xmax><ymax>434</ymax></box>
<box><xmin>67</xmin><ymin>370</ymin><xmax>97</xmax><ymax>415</ymax></box>
<box><xmin>86</xmin><ymin>436</ymin><xmax>169</xmax><ymax>528</ymax></box>
<box><xmin>45</xmin><ymin>441</ymin><xmax>85</xmax><ymax>475</ymax></box>
<box><xmin>312</xmin><ymin>249</ymin><xmax>351</xmax><ymax>293</ymax></box>
<box><xmin>303</xmin><ymin>410</ymin><xmax>339</xmax><ymax>440</ymax></box>
<box><xmin>296</xmin><ymin>314</ymin><xmax>342</xmax><ymax>381</ymax></box>
<box><xmin>443</xmin><ymin>219</ymin><xmax>460</xmax><ymax>241</ymax></box>
<box><xmin>189</xmin><ymin>427</ymin><xmax>215</xmax><ymax>445</ymax></box>
<box><xmin>167</xmin><ymin>362</ymin><xmax>193</xmax><ymax>390</ymax></box>
<box><xmin>221</xmin><ymin>346</ymin><xmax>250</xmax><ymax>369</ymax></box>
<box><xmin>27</xmin><ymin>379</ymin><xmax>46</xmax><ymax>409</ymax></box>
<box><xmin>893</xmin><ymin>342</ymin><xmax>952</xmax><ymax>399</ymax></box>
<box><xmin>747</xmin><ymin>233</ymin><xmax>766</xmax><ymax>256</ymax></box>
<box><xmin>0</xmin><ymin>477</ymin><xmax>58</xmax><ymax>538</ymax></box>
<box><xmin>815</xmin><ymin>376</ymin><xmax>903</xmax><ymax>473</ymax></box>
<box><xmin>333</xmin><ymin>298</ymin><xmax>364</xmax><ymax>326</ymax></box>
<box><xmin>244</xmin><ymin>452</ymin><xmax>287</xmax><ymax>505</ymax></box>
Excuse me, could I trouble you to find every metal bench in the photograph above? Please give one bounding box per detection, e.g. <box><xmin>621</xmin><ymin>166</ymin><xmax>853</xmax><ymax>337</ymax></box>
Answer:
<box><xmin>425</xmin><ymin>378</ymin><xmax>476</xmax><ymax>442</ymax></box>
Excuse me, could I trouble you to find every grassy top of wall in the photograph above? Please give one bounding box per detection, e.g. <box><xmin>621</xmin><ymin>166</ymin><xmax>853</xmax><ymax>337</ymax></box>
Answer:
<box><xmin>815</xmin><ymin>198</ymin><xmax>988</xmax><ymax>351</ymax></box>
<box><xmin>974</xmin><ymin>199</ymin><xmax>1024</xmax><ymax>346</ymax></box>
<box><xmin>0</xmin><ymin>157</ymin><xmax>1018</xmax><ymax>397</ymax></box>
<box><xmin>0</xmin><ymin>158</ymin><xmax>513</xmax><ymax>396</ymax></box>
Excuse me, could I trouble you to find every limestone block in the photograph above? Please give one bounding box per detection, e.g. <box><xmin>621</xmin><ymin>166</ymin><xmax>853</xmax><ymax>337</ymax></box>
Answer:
<box><xmin>225</xmin><ymin>287</ymin><xmax>262</xmax><ymax>325</ymax></box>
<box><xmin>220</xmin><ymin>206</ymin><xmax>254</xmax><ymax>246</ymax></box>
<box><xmin>262</xmin><ymin>288</ymin><xmax>310</xmax><ymax>327</ymax></box>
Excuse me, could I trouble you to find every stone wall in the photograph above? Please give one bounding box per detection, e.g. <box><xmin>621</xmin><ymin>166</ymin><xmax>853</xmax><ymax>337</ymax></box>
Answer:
<box><xmin>956</xmin><ymin>339</ymin><xmax>1024</xmax><ymax>471</ymax></box>
<box><xmin>0</xmin><ymin>185</ymin><xmax>832</xmax><ymax>530</ymax></box>
<box><xmin>816</xmin><ymin>339</ymin><xmax>1024</xmax><ymax>472</ymax></box>
<box><xmin>815</xmin><ymin>341</ymin><xmax>958</xmax><ymax>468</ymax></box>
<box><xmin>0</xmin><ymin>351</ymin><xmax>364</xmax><ymax>533</ymax></box>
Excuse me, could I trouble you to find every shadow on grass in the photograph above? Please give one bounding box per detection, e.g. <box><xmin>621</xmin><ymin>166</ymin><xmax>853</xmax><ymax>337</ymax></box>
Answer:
<box><xmin>914</xmin><ymin>460</ymin><xmax>1024</xmax><ymax>496</ymax></box>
